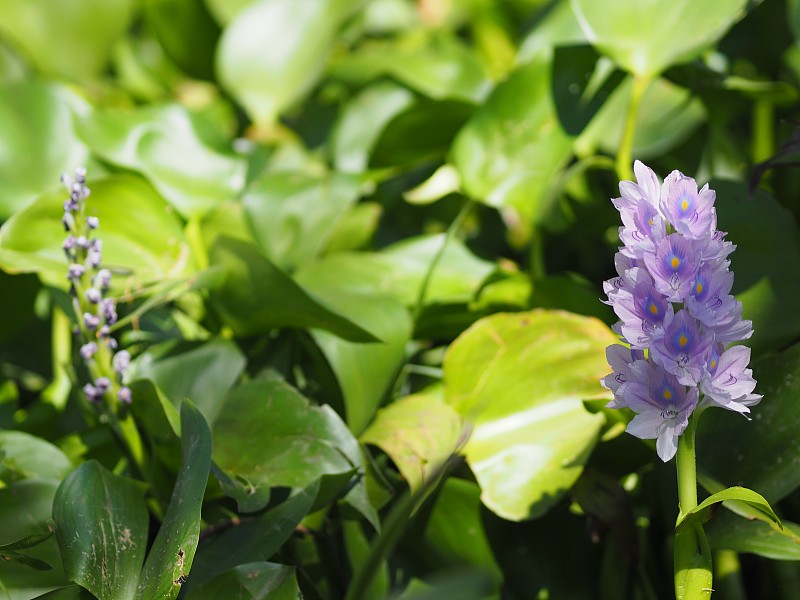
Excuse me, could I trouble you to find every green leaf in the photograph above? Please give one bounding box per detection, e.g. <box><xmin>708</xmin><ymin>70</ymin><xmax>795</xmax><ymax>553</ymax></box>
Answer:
<box><xmin>0</xmin><ymin>0</ymin><xmax>136</xmax><ymax>81</ymax></box>
<box><xmin>0</xmin><ymin>533</ymin><xmax>53</xmax><ymax>552</ymax></box>
<box><xmin>184</xmin><ymin>562</ymin><xmax>299</xmax><ymax>600</ymax></box>
<box><xmin>331</xmin><ymin>81</ymin><xmax>415</xmax><ymax>173</ymax></box>
<box><xmin>212</xmin><ymin>376</ymin><xmax>366</xmax><ymax>501</ymax></box>
<box><xmin>143</xmin><ymin>0</ymin><xmax>220</xmax><ymax>80</ymax></box>
<box><xmin>675</xmin><ymin>486</ymin><xmax>781</xmax><ymax>535</ymax></box>
<box><xmin>53</xmin><ymin>462</ymin><xmax>148</xmax><ymax>600</ymax></box>
<box><xmin>243</xmin><ymin>171</ymin><xmax>363</xmax><ymax>271</ymax></box>
<box><xmin>451</xmin><ymin>56</ymin><xmax>573</xmax><ymax>228</ymax></box>
<box><xmin>297</xmin><ymin>234</ymin><xmax>496</xmax><ymax>307</ymax></box>
<box><xmin>329</xmin><ymin>34</ymin><xmax>490</xmax><ymax>104</ymax></box>
<box><xmin>698</xmin><ymin>342</ymin><xmax>800</xmax><ymax>503</ymax></box>
<box><xmin>187</xmin><ymin>480</ymin><xmax>319</xmax><ymax>590</ymax></box>
<box><xmin>707</xmin><ymin>515</ymin><xmax>800</xmax><ymax>560</ymax></box>
<box><xmin>208</xmin><ymin>236</ymin><xmax>380</xmax><ymax>342</ymax></box>
<box><xmin>360</xmin><ymin>387</ymin><xmax>465</xmax><ymax>491</ymax></box>
<box><xmin>0</xmin><ymin>81</ymin><xmax>90</xmax><ymax>219</ymax></box>
<box><xmin>571</xmin><ymin>0</ymin><xmax>747</xmax><ymax>77</ymax></box>
<box><xmin>216</xmin><ymin>0</ymin><xmax>360</xmax><ymax>126</ymax></box>
<box><xmin>0</xmin><ymin>431</ymin><xmax>73</xmax><ymax>483</ymax></box>
<box><xmin>131</xmin><ymin>339</ymin><xmax>246</xmax><ymax>426</ymax></box>
<box><xmin>443</xmin><ymin>309</ymin><xmax>616</xmax><ymax>521</ymax></box>
<box><xmin>77</xmin><ymin>104</ymin><xmax>246</xmax><ymax>219</ymax></box>
<box><xmin>576</xmin><ymin>76</ymin><xmax>705</xmax><ymax>159</ymax></box>
<box><xmin>31</xmin><ymin>586</ymin><xmax>96</xmax><ymax>599</ymax></box>
<box><xmin>135</xmin><ymin>401</ymin><xmax>212</xmax><ymax>600</ymax></box>
<box><xmin>0</xmin><ymin>174</ymin><xmax>195</xmax><ymax>288</ymax></box>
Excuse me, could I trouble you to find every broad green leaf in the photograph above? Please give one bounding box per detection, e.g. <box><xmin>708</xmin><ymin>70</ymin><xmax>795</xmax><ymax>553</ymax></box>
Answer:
<box><xmin>675</xmin><ymin>486</ymin><xmax>781</xmax><ymax>535</ymax></box>
<box><xmin>212</xmin><ymin>376</ymin><xmax>366</xmax><ymax>499</ymax></box>
<box><xmin>208</xmin><ymin>236</ymin><xmax>379</xmax><ymax>342</ymax></box>
<box><xmin>451</xmin><ymin>56</ymin><xmax>573</xmax><ymax>228</ymax></box>
<box><xmin>187</xmin><ymin>480</ymin><xmax>319</xmax><ymax>590</ymax></box>
<box><xmin>0</xmin><ymin>81</ymin><xmax>90</xmax><ymax>219</ymax></box>
<box><xmin>0</xmin><ymin>0</ymin><xmax>136</xmax><ymax>81</ymax></box>
<box><xmin>203</xmin><ymin>0</ymin><xmax>253</xmax><ymax>24</ymax></box>
<box><xmin>331</xmin><ymin>81</ymin><xmax>415</xmax><ymax>173</ymax></box>
<box><xmin>77</xmin><ymin>104</ymin><xmax>246</xmax><ymax>219</ymax></box>
<box><xmin>297</xmin><ymin>234</ymin><xmax>496</xmax><ymax>307</ymax></box>
<box><xmin>143</xmin><ymin>0</ymin><xmax>220</xmax><ymax>80</ymax></box>
<box><xmin>131</xmin><ymin>339</ymin><xmax>246</xmax><ymax>425</ymax></box>
<box><xmin>707</xmin><ymin>515</ymin><xmax>800</xmax><ymax>560</ymax></box>
<box><xmin>0</xmin><ymin>481</ymin><xmax>66</xmax><ymax>589</ymax></box>
<box><xmin>322</xmin><ymin>202</ymin><xmax>383</xmax><ymax>253</ymax></box>
<box><xmin>710</xmin><ymin>181</ymin><xmax>800</xmax><ymax>354</ymax></box>
<box><xmin>698</xmin><ymin>342</ymin><xmax>800</xmax><ymax>503</ymax></box>
<box><xmin>185</xmin><ymin>562</ymin><xmax>299</xmax><ymax>600</ymax></box>
<box><xmin>517</xmin><ymin>0</ymin><xmax>587</xmax><ymax>63</ymax></box>
<box><xmin>135</xmin><ymin>401</ymin><xmax>212</xmax><ymax>600</ymax></box>
<box><xmin>298</xmin><ymin>288</ymin><xmax>411</xmax><ymax>435</ymax></box>
<box><xmin>329</xmin><ymin>34</ymin><xmax>491</xmax><ymax>103</ymax></box>
<box><xmin>31</xmin><ymin>586</ymin><xmax>95</xmax><ymax>599</ymax></box>
<box><xmin>393</xmin><ymin>573</ymin><xmax>493</xmax><ymax>600</ymax></box>
<box><xmin>576</xmin><ymin>76</ymin><xmax>705</xmax><ymax>159</ymax></box>
<box><xmin>243</xmin><ymin>171</ymin><xmax>363</xmax><ymax>271</ymax></box>
<box><xmin>53</xmin><ymin>462</ymin><xmax>148</xmax><ymax>600</ymax></box>
<box><xmin>0</xmin><ymin>431</ymin><xmax>72</xmax><ymax>483</ymax></box>
<box><xmin>0</xmin><ymin>174</ymin><xmax>195</xmax><ymax>288</ymax></box>
<box><xmin>361</xmin><ymin>387</ymin><xmax>465</xmax><ymax>491</ymax></box>
<box><xmin>443</xmin><ymin>310</ymin><xmax>615</xmax><ymax>521</ymax></box>
<box><xmin>216</xmin><ymin>0</ymin><xmax>359</xmax><ymax>126</ymax></box>
<box><xmin>571</xmin><ymin>0</ymin><xmax>747</xmax><ymax>77</ymax></box>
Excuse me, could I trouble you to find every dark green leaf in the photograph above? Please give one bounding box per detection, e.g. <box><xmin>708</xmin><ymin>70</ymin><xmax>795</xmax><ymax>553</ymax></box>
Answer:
<box><xmin>209</xmin><ymin>236</ymin><xmax>380</xmax><ymax>342</ymax></box>
<box><xmin>707</xmin><ymin>514</ymin><xmax>800</xmax><ymax>560</ymax></box>
<box><xmin>675</xmin><ymin>486</ymin><xmax>781</xmax><ymax>535</ymax></box>
<box><xmin>135</xmin><ymin>401</ymin><xmax>212</xmax><ymax>600</ymax></box>
<box><xmin>0</xmin><ymin>431</ymin><xmax>73</xmax><ymax>483</ymax></box>
<box><xmin>53</xmin><ymin>462</ymin><xmax>148</xmax><ymax>600</ymax></box>
<box><xmin>184</xmin><ymin>562</ymin><xmax>299</xmax><ymax>600</ymax></box>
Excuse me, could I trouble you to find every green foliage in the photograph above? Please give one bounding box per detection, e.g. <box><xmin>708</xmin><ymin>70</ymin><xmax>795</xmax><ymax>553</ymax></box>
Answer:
<box><xmin>0</xmin><ymin>0</ymin><xmax>799</xmax><ymax>598</ymax></box>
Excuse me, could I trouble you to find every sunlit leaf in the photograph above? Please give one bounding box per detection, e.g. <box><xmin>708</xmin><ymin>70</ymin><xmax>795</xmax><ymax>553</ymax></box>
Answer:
<box><xmin>0</xmin><ymin>81</ymin><xmax>90</xmax><ymax>219</ymax></box>
<box><xmin>443</xmin><ymin>310</ymin><xmax>615</xmax><ymax>520</ymax></box>
<box><xmin>184</xmin><ymin>562</ymin><xmax>299</xmax><ymax>600</ymax></box>
<box><xmin>77</xmin><ymin>104</ymin><xmax>246</xmax><ymax>219</ymax></box>
<box><xmin>675</xmin><ymin>486</ymin><xmax>781</xmax><ymax>534</ymax></box>
<box><xmin>571</xmin><ymin>0</ymin><xmax>747</xmax><ymax>77</ymax></box>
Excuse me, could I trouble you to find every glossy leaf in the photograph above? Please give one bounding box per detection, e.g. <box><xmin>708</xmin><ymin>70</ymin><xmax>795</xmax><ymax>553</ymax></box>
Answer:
<box><xmin>707</xmin><ymin>514</ymin><xmax>800</xmax><ymax>560</ymax></box>
<box><xmin>0</xmin><ymin>174</ymin><xmax>195</xmax><ymax>288</ymax></box>
<box><xmin>451</xmin><ymin>56</ymin><xmax>574</xmax><ymax>227</ymax></box>
<box><xmin>208</xmin><ymin>236</ymin><xmax>379</xmax><ymax>342</ymax></box>
<box><xmin>243</xmin><ymin>171</ymin><xmax>363</xmax><ymax>271</ymax></box>
<box><xmin>0</xmin><ymin>430</ymin><xmax>73</xmax><ymax>483</ymax></box>
<box><xmin>571</xmin><ymin>0</ymin><xmax>747</xmax><ymax>77</ymax></box>
<box><xmin>443</xmin><ymin>310</ymin><xmax>615</xmax><ymax>521</ymax></box>
<box><xmin>135</xmin><ymin>401</ymin><xmax>212</xmax><ymax>600</ymax></box>
<box><xmin>361</xmin><ymin>387</ymin><xmax>465</xmax><ymax>491</ymax></box>
<box><xmin>675</xmin><ymin>486</ymin><xmax>781</xmax><ymax>534</ymax></box>
<box><xmin>132</xmin><ymin>339</ymin><xmax>246</xmax><ymax>425</ymax></box>
<box><xmin>184</xmin><ymin>562</ymin><xmax>299</xmax><ymax>600</ymax></box>
<box><xmin>77</xmin><ymin>104</ymin><xmax>246</xmax><ymax>219</ymax></box>
<box><xmin>53</xmin><ymin>461</ymin><xmax>148</xmax><ymax>600</ymax></box>
<box><xmin>216</xmin><ymin>0</ymin><xmax>359</xmax><ymax>126</ymax></box>
<box><xmin>0</xmin><ymin>81</ymin><xmax>90</xmax><ymax>219</ymax></box>
<box><xmin>0</xmin><ymin>0</ymin><xmax>136</xmax><ymax>81</ymax></box>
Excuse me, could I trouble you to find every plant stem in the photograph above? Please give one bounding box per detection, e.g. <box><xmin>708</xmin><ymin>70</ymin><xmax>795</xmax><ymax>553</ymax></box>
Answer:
<box><xmin>752</xmin><ymin>100</ymin><xmax>774</xmax><ymax>165</ymax></box>
<box><xmin>676</xmin><ymin>411</ymin><xmax>699</xmax><ymax>516</ymax></box>
<box><xmin>616</xmin><ymin>75</ymin><xmax>651</xmax><ymax>181</ymax></box>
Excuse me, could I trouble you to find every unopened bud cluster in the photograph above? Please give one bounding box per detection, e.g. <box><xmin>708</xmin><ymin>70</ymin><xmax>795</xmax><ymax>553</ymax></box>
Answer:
<box><xmin>61</xmin><ymin>169</ymin><xmax>131</xmax><ymax>405</ymax></box>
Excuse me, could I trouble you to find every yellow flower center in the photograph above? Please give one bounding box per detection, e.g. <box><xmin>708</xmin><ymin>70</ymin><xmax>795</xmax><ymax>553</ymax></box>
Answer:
<box><xmin>696</xmin><ymin>282</ymin><xmax>703</xmax><ymax>294</ymax></box>
<box><xmin>671</xmin><ymin>256</ymin><xmax>680</xmax><ymax>269</ymax></box>
<box><xmin>663</xmin><ymin>388</ymin><xmax>672</xmax><ymax>400</ymax></box>
<box><xmin>679</xmin><ymin>334</ymin><xmax>688</xmax><ymax>347</ymax></box>
<box><xmin>649</xmin><ymin>302</ymin><xmax>659</xmax><ymax>315</ymax></box>
<box><xmin>710</xmin><ymin>359</ymin><xmax>717</xmax><ymax>370</ymax></box>
<box><xmin>681</xmin><ymin>197</ymin><xmax>688</xmax><ymax>211</ymax></box>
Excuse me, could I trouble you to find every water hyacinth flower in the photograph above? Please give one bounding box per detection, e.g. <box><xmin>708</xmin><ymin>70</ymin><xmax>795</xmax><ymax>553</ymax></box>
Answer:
<box><xmin>60</xmin><ymin>168</ymin><xmax>132</xmax><ymax>406</ymax></box>
<box><xmin>602</xmin><ymin>161</ymin><xmax>760</xmax><ymax>461</ymax></box>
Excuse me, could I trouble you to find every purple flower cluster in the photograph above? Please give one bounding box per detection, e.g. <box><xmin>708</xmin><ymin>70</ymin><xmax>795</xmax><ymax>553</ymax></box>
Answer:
<box><xmin>61</xmin><ymin>169</ymin><xmax>131</xmax><ymax>405</ymax></box>
<box><xmin>602</xmin><ymin>161</ymin><xmax>760</xmax><ymax>461</ymax></box>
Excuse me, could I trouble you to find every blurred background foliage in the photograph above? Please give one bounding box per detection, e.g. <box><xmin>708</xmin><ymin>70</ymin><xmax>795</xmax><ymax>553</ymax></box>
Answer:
<box><xmin>0</xmin><ymin>0</ymin><xmax>799</xmax><ymax>598</ymax></box>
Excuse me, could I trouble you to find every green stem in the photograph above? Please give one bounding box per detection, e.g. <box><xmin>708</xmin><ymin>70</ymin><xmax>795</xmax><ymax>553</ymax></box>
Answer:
<box><xmin>714</xmin><ymin>550</ymin><xmax>747</xmax><ymax>600</ymax></box>
<box><xmin>676</xmin><ymin>411</ymin><xmax>699</xmax><ymax>516</ymax></box>
<box><xmin>530</xmin><ymin>227</ymin><xmax>545</xmax><ymax>279</ymax></box>
<box><xmin>412</xmin><ymin>200</ymin><xmax>472</xmax><ymax>322</ymax></box>
<box><xmin>616</xmin><ymin>75</ymin><xmax>651</xmax><ymax>181</ymax></box>
<box><xmin>752</xmin><ymin>100</ymin><xmax>774</xmax><ymax>165</ymax></box>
